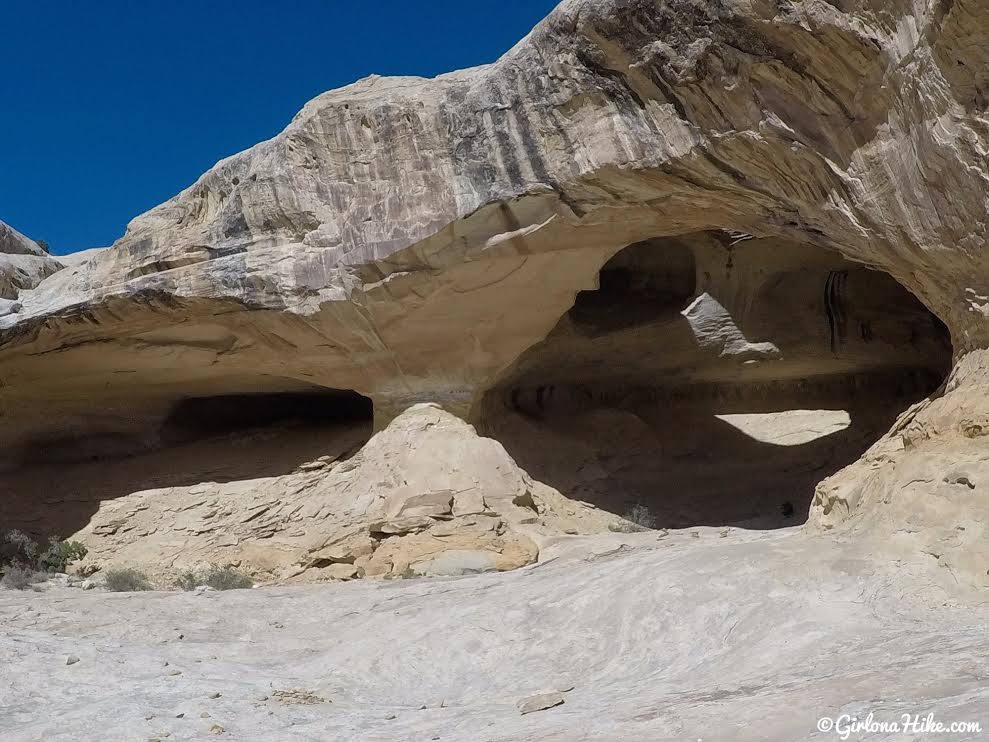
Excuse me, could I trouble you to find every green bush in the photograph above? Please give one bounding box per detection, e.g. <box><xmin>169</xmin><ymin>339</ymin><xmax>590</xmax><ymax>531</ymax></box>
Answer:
<box><xmin>2</xmin><ymin>530</ymin><xmax>88</xmax><ymax>574</ymax></box>
<box><xmin>103</xmin><ymin>568</ymin><xmax>152</xmax><ymax>592</ymax></box>
<box><xmin>37</xmin><ymin>538</ymin><xmax>88</xmax><ymax>573</ymax></box>
<box><xmin>175</xmin><ymin>566</ymin><xmax>253</xmax><ymax>591</ymax></box>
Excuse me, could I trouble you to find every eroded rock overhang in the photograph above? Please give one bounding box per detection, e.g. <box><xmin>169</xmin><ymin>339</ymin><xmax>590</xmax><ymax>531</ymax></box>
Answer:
<box><xmin>2</xmin><ymin>0</ymin><xmax>989</xmax><ymax>581</ymax></box>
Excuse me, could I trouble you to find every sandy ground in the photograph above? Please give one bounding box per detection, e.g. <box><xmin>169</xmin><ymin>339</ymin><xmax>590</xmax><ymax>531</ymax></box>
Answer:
<box><xmin>2</xmin><ymin>528</ymin><xmax>987</xmax><ymax>742</ymax></box>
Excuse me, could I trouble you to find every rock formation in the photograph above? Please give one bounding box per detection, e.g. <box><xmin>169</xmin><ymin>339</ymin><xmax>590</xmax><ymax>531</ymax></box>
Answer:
<box><xmin>3</xmin><ymin>0</ymin><xmax>989</xmax><ymax>587</ymax></box>
<box><xmin>0</xmin><ymin>220</ymin><xmax>62</xmax><ymax>311</ymax></box>
<box><xmin>60</xmin><ymin>404</ymin><xmax>613</xmax><ymax>582</ymax></box>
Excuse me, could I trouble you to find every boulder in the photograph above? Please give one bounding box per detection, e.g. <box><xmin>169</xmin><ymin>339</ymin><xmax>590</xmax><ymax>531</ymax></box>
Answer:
<box><xmin>517</xmin><ymin>692</ymin><xmax>565</xmax><ymax>715</ymax></box>
<box><xmin>391</xmin><ymin>491</ymin><xmax>454</xmax><ymax>519</ymax></box>
<box><xmin>452</xmin><ymin>491</ymin><xmax>487</xmax><ymax>517</ymax></box>
<box><xmin>308</xmin><ymin>532</ymin><xmax>376</xmax><ymax>565</ymax></box>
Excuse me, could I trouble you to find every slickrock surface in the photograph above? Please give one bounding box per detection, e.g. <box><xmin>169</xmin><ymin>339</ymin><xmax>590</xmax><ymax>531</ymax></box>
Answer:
<box><xmin>2</xmin><ymin>530</ymin><xmax>988</xmax><ymax>741</ymax></box>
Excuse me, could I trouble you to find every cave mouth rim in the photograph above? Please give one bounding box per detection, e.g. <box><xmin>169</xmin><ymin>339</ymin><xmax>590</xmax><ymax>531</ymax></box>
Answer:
<box><xmin>474</xmin><ymin>229</ymin><xmax>955</xmax><ymax>531</ymax></box>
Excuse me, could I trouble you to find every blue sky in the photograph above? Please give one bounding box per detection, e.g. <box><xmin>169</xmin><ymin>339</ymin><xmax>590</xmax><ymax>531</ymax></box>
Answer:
<box><xmin>1</xmin><ymin>1</ymin><xmax>558</xmax><ymax>254</ymax></box>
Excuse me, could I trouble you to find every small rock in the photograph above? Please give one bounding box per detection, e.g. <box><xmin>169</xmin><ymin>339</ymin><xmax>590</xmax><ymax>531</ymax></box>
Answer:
<box><xmin>452</xmin><ymin>490</ymin><xmax>486</xmax><ymax>517</ymax></box>
<box><xmin>80</xmin><ymin>579</ymin><xmax>97</xmax><ymax>590</ymax></box>
<box><xmin>413</xmin><ymin>550</ymin><xmax>498</xmax><ymax>577</ymax></box>
<box><xmin>200</xmin><ymin>712</ymin><xmax>211</xmax><ymax>719</ymax></box>
<box><xmin>517</xmin><ymin>691</ymin><xmax>565</xmax><ymax>715</ymax></box>
<box><xmin>271</xmin><ymin>688</ymin><xmax>327</xmax><ymax>705</ymax></box>
<box><xmin>397</xmin><ymin>490</ymin><xmax>454</xmax><ymax>519</ymax></box>
<box><xmin>209</xmin><ymin>724</ymin><xmax>224</xmax><ymax>735</ymax></box>
<box><xmin>385</xmin><ymin>714</ymin><xmax>396</xmax><ymax>720</ymax></box>
<box><xmin>369</xmin><ymin>515</ymin><xmax>435</xmax><ymax>536</ymax></box>
<box><xmin>308</xmin><ymin>532</ymin><xmax>375</xmax><ymax>564</ymax></box>
<box><xmin>563</xmin><ymin>528</ymin><xmax>578</xmax><ymax>535</ymax></box>
<box><xmin>208</xmin><ymin>692</ymin><xmax>221</xmax><ymax>699</ymax></box>
<box><xmin>558</xmin><ymin>684</ymin><xmax>575</xmax><ymax>693</ymax></box>
<box><xmin>167</xmin><ymin>669</ymin><xmax>182</xmax><ymax>676</ymax></box>
<box><xmin>321</xmin><ymin>563</ymin><xmax>362</xmax><ymax>581</ymax></box>
<box><xmin>175</xmin><ymin>713</ymin><xmax>185</xmax><ymax>719</ymax></box>
<box><xmin>66</xmin><ymin>655</ymin><xmax>80</xmax><ymax>666</ymax></box>
<box><xmin>690</xmin><ymin>531</ymin><xmax>700</xmax><ymax>539</ymax></box>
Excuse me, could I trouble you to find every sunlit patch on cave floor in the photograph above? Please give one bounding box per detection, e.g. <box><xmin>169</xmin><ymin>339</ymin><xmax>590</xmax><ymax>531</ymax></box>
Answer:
<box><xmin>714</xmin><ymin>409</ymin><xmax>851</xmax><ymax>446</ymax></box>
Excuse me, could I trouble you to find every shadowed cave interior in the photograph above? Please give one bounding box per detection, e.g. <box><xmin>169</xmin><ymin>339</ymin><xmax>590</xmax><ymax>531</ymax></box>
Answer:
<box><xmin>477</xmin><ymin>231</ymin><xmax>952</xmax><ymax>529</ymax></box>
<box><xmin>2</xmin><ymin>386</ymin><xmax>374</xmax><ymax>539</ymax></box>
<box><xmin>1</xmin><ymin>231</ymin><xmax>953</xmax><ymax>540</ymax></box>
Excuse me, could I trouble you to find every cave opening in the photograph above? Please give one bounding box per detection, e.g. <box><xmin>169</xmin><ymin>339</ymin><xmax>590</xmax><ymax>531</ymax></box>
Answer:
<box><xmin>159</xmin><ymin>389</ymin><xmax>374</xmax><ymax>445</ymax></box>
<box><xmin>479</xmin><ymin>231</ymin><xmax>952</xmax><ymax>529</ymax></box>
<box><xmin>3</xmin><ymin>385</ymin><xmax>374</xmax><ymax>541</ymax></box>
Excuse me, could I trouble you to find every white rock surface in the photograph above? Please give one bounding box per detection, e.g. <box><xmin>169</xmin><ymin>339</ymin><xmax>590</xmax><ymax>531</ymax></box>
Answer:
<box><xmin>0</xmin><ymin>220</ymin><xmax>62</xmax><ymax>300</ymax></box>
<box><xmin>2</xmin><ymin>530</ymin><xmax>987</xmax><ymax>741</ymax></box>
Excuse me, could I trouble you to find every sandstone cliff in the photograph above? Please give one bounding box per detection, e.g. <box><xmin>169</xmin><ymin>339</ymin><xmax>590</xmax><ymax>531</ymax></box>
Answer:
<box><xmin>3</xmin><ymin>0</ymin><xmax>989</xmax><ymax>588</ymax></box>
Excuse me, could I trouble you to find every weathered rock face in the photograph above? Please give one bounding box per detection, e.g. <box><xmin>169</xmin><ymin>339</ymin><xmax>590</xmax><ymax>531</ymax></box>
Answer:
<box><xmin>0</xmin><ymin>221</ymin><xmax>62</xmax><ymax>308</ymax></box>
<box><xmin>2</xmin><ymin>0</ymin><xmax>989</xmax><ymax>585</ymax></box>
<box><xmin>57</xmin><ymin>404</ymin><xmax>609</xmax><ymax>583</ymax></box>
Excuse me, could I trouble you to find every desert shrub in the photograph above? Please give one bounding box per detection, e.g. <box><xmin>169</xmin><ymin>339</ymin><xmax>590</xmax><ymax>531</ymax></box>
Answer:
<box><xmin>609</xmin><ymin>504</ymin><xmax>656</xmax><ymax>533</ymax></box>
<box><xmin>203</xmin><ymin>566</ymin><xmax>253</xmax><ymax>590</ymax></box>
<box><xmin>103</xmin><ymin>568</ymin><xmax>152</xmax><ymax>592</ymax></box>
<box><xmin>1</xmin><ymin>563</ymin><xmax>44</xmax><ymax>590</ymax></box>
<box><xmin>37</xmin><ymin>538</ymin><xmax>88</xmax><ymax>573</ymax></box>
<box><xmin>174</xmin><ymin>570</ymin><xmax>199</xmax><ymax>592</ymax></box>
<box><xmin>4</xmin><ymin>530</ymin><xmax>39</xmax><ymax>564</ymax></box>
<box><xmin>176</xmin><ymin>566</ymin><xmax>253</xmax><ymax>591</ymax></box>
<box><xmin>2</xmin><ymin>530</ymin><xmax>88</xmax><ymax>575</ymax></box>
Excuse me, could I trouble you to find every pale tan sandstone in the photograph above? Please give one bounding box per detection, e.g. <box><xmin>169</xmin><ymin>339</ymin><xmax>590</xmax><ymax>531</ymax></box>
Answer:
<box><xmin>1</xmin><ymin>0</ymin><xmax>989</xmax><ymax>587</ymax></box>
<box><xmin>55</xmin><ymin>404</ymin><xmax>610</xmax><ymax>583</ymax></box>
